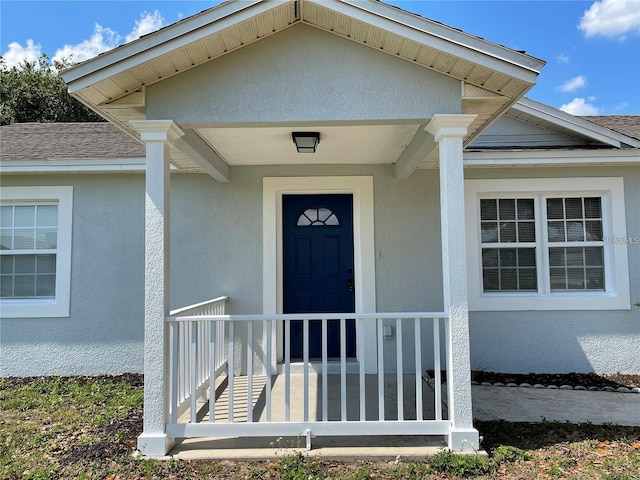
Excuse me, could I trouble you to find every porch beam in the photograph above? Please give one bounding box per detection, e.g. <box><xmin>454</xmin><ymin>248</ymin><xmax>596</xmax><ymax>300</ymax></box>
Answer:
<box><xmin>174</xmin><ymin>129</ymin><xmax>230</xmax><ymax>183</ymax></box>
<box><xmin>393</xmin><ymin>124</ymin><xmax>436</xmax><ymax>180</ymax></box>
<box><xmin>130</xmin><ymin>119</ymin><xmax>185</xmax><ymax>457</ymax></box>
<box><xmin>426</xmin><ymin>114</ymin><xmax>480</xmax><ymax>452</ymax></box>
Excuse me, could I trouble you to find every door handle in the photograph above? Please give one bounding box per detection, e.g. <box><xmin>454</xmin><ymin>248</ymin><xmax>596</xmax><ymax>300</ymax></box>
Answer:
<box><xmin>347</xmin><ymin>278</ymin><xmax>355</xmax><ymax>292</ymax></box>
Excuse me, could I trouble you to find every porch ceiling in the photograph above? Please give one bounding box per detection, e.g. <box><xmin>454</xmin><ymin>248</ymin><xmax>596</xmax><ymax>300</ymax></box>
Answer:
<box><xmin>62</xmin><ymin>0</ymin><xmax>545</xmax><ymax>176</ymax></box>
<box><xmin>196</xmin><ymin>124</ymin><xmax>421</xmax><ymax>166</ymax></box>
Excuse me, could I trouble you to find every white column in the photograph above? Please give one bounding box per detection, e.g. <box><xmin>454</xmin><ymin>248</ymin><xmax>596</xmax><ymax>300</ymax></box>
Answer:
<box><xmin>426</xmin><ymin>114</ymin><xmax>479</xmax><ymax>452</ymax></box>
<box><xmin>130</xmin><ymin>120</ymin><xmax>184</xmax><ymax>457</ymax></box>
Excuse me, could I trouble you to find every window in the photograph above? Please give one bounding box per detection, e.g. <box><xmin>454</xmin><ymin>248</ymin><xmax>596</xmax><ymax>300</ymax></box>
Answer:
<box><xmin>0</xmin><ymin>186</ymin><xmax>73</xmax><ymax>317</ymax></box>
<box><xmin>296</xmin><ymin>207</ymin><xmax>340</xmax><ymax>226</ymax></box>
<box><xmin>466</xmin><ymin>178</ymin><xmax>630</xmax><ymax>311</ymax></box>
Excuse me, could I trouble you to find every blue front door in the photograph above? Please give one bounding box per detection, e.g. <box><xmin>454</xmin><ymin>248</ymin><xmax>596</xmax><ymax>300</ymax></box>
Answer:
<box><xmin>283</xmin><ymin>194</ymin><xmax>356</xmax><ymax>359</ymax></box>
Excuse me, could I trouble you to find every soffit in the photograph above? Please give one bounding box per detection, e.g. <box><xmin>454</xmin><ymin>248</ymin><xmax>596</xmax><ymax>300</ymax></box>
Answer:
<box><xmin>197</xmin><ymin>124</ymin><xmax>421</xmax><ymax>166</ymax></box>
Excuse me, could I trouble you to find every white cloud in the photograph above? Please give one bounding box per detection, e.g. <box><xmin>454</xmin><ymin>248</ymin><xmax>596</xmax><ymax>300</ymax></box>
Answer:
<box><xmin>52</xmin><ymin>24</ymin><xmax>120</xmax><ymax>65</ymax></box>
<box><xmin>1</xmin><ymin>39</ymin><xmax>43</xmax><ymax>68</ymax></box>
<box><xmin>125</xmin><ymin>11</ymin><xmax>164</xmax><ymax>43</ymax></box>
<box><xmin>560</xmin><ymin>97</ymin><xmax>600</xmax><ymax>115</ymax></box>
<box><xmin>0</xmin><ymin>10</ymin><xmax>169</xmax><ymax>70</ymax></box>
<box><xmin>555</xmin><ymin>53</ymin><xmax>570</xmax><ymax>64</ymax></box>
<box><xmin>557</xmin><ymin>75</ymin><xmax>588</xmax><ymax>92</ymax></box>
<box><xmin>579</xmin><ymin>0</ymin><xmax>640</xmax><ymax>39</ymax></box>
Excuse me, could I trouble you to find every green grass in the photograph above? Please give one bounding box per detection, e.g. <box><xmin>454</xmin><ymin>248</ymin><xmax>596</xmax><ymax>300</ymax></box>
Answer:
<box><xmin>1</xmin><ymin>376</ymin><xmax>639</xmax><ymax>479</ymax></box>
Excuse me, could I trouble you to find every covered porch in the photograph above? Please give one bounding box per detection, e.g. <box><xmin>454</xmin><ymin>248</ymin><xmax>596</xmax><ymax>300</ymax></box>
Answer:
<box><xmin>60</xmin><ymin>0</ymin><xmax>544</xmax><ymax>458</ymax></box>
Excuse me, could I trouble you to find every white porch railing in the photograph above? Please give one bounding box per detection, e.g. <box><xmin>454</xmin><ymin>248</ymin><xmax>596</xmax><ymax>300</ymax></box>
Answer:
<box><xmin>169</xmin><ymin>296</ymin><xmax>229</xmax><ymax>423</ymax></box>
<box><xmin>166</xmin><ymin>303</ymin><xmax>451</xmax><ymax>448</ymax></box>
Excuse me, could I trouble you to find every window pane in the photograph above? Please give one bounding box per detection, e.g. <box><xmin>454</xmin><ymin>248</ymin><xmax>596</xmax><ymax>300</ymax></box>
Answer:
<box><xmin>549</xmin><ymin>248</ymin><xmax>564</xmax><ymax>267</ymax></box>
<box><xmin>586</xmin><ymin>268</ymin><xmax>604</xmax><ymax>290</ymax></box>
<box><xmin>500</xmin><ymin>269</ymin><xmax>518</xmax><ymax>290</ymax></box>
<box><xmin>1</xmin><ymin>255</ymin><xmax>14</xmax><ymax>274</ymax></box>
<box><xmin>567</xmin><ymin>268</ymin><xmax>585</xmax><ymax>289</ymax></box>
<box><xmin>499</xmin><ymin>249</ymin><xmax>517</xmax><ymax>267</ymax></box>
<box><xmin>14</xmin><ymin>275</ymin><xmax>36</xmax><ymax>297</ymax></box>
<box><xmin>518</xmin><ymin>222</ymin><xmax>535</xmax><ymax>242</ymax></box>
<box><xmin>565</xmin><ymin>198</ymin><xmax>584</xmax><ymax>219</ymax></box>
<box><xmin>550</xmin><ymin>268</ymin><xmax>567</xmax><ymax>290</ymax></box>
<box><xmin>0</xmin><ymin>275</ymin><xmax>13</xmax><ymax>297</ymax></box>
<box><xmin>482</xmin><ymin>249</ymin><xmax>498</xmax><ymax>267</ymax></box>
<box><xmin>517</xmin><ymin>249</ymin><xmax>536</xmax><ymax>267</ymax></box>
<box><xmin>0</xmin><ymin>228</ymin><xmax>13</xmax><ymax>250</ymax></box>
<box><xmin>519</xmin><ymin>269</ymin><xmax>537</xmax><ymax>290</ymax></box>
<box><xmin>481</xmin><ymin>222</ymin><xmax>498</xmax><ymax>242</ymax></box>
<box><xmin>517</xmin><ymin>199</ymin><xmax>534</xmax><ymax>220</ymax></box>
<box><xmin>546</xmin><ymin>198</ymin><xmax>564</xmax><ymax>220</ymax></box>
<box><xmin>15</xmin><ymin>255</ymin><xmax>36</xmax><ymax>273</ymax></box>
<box><xmin>37</xmin><ymin>255</ymin><xmax>56</xmax><ymax>273</ymax></box>
<box><xmin>499</xmin><ymin>222</ymin><xmax>516</xmax><ymax>242</ymax></box>
<box><xmin>585</xmin><ymin>247</ymin><xmax>603</xmax><ymax>266</ymax></box>
<box><xmin>585</xmin><ymin>221</ymin><xmax>602</xmax><ymax>241</ymax></box>
<box><xmin>325</xmin><ymin>214</ymin><xmax>339</xmax><ymax>226</ymax></box>
<box><xmin>35</xmin><ymin>274</ymin><xmax>56</xmax><ymax>297</ymax></box>
<box><xmin>14</xmin><ymin>206</ymin><xmax>35</xmax><ymax>227</ymax></box>
<box><xmin>480</xmin><ymin>199</ymin><xmax>497</xmax><ymax>220</ymax></box>
<box><xmin>14</xmin><ymin>229</ymin><xmax>36</xmax><ymax>249</ymax></box>
<box><xmin>566</xmin><ymin>221</ymin><xmax>586</xmax><ymax>241</ymax></box>
<box><xmin>584</xmin><ymin>197</ymin><xmax>602</xmax><ymax>219</ymax></box>
<box><xmin>482</xmin><ymin>269</ymin><xmax>499</xmax><ymax>291</ymax></box>
<box><xmin>36</xmin><ymin>229</ymin><xmax>57</xmax><ymax>249</ymax></box>
<box><xmin>0</xmin><ymin>206</ymin><xmax>13</xmax><ymax>228</ymax></box>
<box><xmin>36</xmin><ymin>205</ymin><xmax>57</xmax><ymax>227</ymax></box>
<box><xmin>499</xmin><ymin>199</ymin><xmax>516</xmax><ymax>220</ymax></box>
<box><xmin>547</xmin><ymin>221</ymin><xmax>565</xmax><ymax>242</ymax></box>
<box><xmin>565</xmin><ymin>247</ymin><xmax>584</xmax><ymax>266</ymax></box>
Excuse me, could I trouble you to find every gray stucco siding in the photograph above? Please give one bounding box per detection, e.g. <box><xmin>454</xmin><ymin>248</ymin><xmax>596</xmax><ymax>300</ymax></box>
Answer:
<box><xmin>2</xmin><ymin>165</ymin><xmax>638</xmax><ymax>376</ymax></box>
<box><xmin>146</xmin><ymin>24</ymin><xmax>461</xmax><ymax>124</ymax></box>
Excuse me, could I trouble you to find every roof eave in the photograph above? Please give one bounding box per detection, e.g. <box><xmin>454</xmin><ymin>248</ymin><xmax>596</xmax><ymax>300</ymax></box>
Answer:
<box><xmin>514</xmin><ymin>98</ymin><xmax>640</xmax><ymax>149</ymax></box>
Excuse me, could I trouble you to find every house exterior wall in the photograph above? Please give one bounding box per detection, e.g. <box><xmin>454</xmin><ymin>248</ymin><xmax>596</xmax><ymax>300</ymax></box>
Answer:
<box><xmin>2</xmin><ymin>165</ymin><xmax>638</xmax><ymax>376</ymax></box>
<box><xmin>145</xmin><ymin>24</ymin><xmax>461</xmax><ymax>124</ymax></box>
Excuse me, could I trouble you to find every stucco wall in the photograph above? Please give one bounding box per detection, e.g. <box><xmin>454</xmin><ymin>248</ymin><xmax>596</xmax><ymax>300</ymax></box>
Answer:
<box><xmin>2</xmin><ymin>165</ymin><xmax>638</xmax><ymax>376</ymax></box>
<box><xmin>0</xmin><ymin>166</ymin><xmax>443</xmax><ymax>376</ymax></box>
<box><xmin>146</xmin><ymin>24</ymin><xmax>461</xmax><ymax>124</ymax></box>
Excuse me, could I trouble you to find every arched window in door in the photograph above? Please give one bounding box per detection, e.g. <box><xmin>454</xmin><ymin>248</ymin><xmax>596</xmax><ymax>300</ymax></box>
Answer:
<box><xmin>296</xmin><ymin>206</ymin><xmax>340</xmax><ymax>226</ymax></box>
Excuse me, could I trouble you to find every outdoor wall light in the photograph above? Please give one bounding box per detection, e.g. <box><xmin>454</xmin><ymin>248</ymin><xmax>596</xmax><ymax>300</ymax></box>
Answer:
<box><xmin>292</xmin><ymin>132</ymin><xmax>320</xmax><ymax>153</ymax></box>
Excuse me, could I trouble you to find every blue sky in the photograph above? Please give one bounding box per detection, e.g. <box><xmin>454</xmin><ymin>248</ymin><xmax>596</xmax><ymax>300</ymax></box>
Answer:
<box><xmin>1</xmin><ymin>0</ymin><xmax>639</xmax><ymax>115</ymax></box>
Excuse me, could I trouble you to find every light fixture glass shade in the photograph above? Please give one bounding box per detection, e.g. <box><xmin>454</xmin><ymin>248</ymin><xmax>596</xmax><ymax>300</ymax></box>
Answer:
<box><xmin>292</xmin><ymin>132</ymin><xmax>320</xmax><ymax>153</ymax></box>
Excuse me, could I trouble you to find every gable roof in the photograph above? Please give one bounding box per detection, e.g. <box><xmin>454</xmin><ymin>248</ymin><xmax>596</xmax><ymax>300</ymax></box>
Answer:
<box><xmin>61</xmin><ymin>0</ymin><xmax>546</xmax><ymax>158</ymax></box>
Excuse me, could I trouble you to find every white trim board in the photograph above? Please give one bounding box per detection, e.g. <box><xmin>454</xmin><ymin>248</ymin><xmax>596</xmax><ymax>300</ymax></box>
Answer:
<box><xmin>262</xmin><ymin>176</ymin><xmax>377</xmax><ymax>372</ymax></box>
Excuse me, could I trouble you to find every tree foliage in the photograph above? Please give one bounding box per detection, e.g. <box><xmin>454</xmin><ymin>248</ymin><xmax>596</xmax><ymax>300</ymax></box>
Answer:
<box><xmin>0</xmin><ymin>55</ymin><xmax>104</xmax><ymax>125</ymax></box>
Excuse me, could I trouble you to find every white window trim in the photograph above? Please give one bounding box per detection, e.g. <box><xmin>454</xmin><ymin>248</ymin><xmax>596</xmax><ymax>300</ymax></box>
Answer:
<box><xmin>0</xmin><ymin>186</ymin><xmax>73</xmax><ymax>318</ymax></box>
<box><xmin>465</xmin><ymin>177</ymin><xmax>630</xmax><ymax>311</ymax></box>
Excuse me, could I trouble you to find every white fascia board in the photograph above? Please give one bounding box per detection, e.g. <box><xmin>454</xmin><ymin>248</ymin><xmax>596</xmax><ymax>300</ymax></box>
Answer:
<box><xmin>464</xmin><ymin>149</ymin><xmax>640</xmax><ymax>167</ymax></box>
<box><xmin>0</xmin><ymin>158</ymin><xmax>183</xmax><ymax>174</ymax></box>
<box><xmin>514</xmin><ymin>99</ymin><xmax>640</xmax><ymax>148</ymax></box>
<box><xmin>327</xmin><ymin>0</ymin><xmax>544</xmax><ymax>83</ymax></box>
<box><xmin>62</xmin><ymin>0</ymin><xmax>286</xmax><ymax>93</ymax></box>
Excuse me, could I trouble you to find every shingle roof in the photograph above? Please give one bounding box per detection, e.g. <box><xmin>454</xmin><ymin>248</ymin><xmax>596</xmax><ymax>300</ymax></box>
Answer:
<box><xmin>0</xmin><ymin>122</ymin><xmax>144</xmax><ymax>161</ymax></box>
<box><xmin>582</xmin><ymin>116</ymin><xmax>640</xmax><ymax>141</ymax></box>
